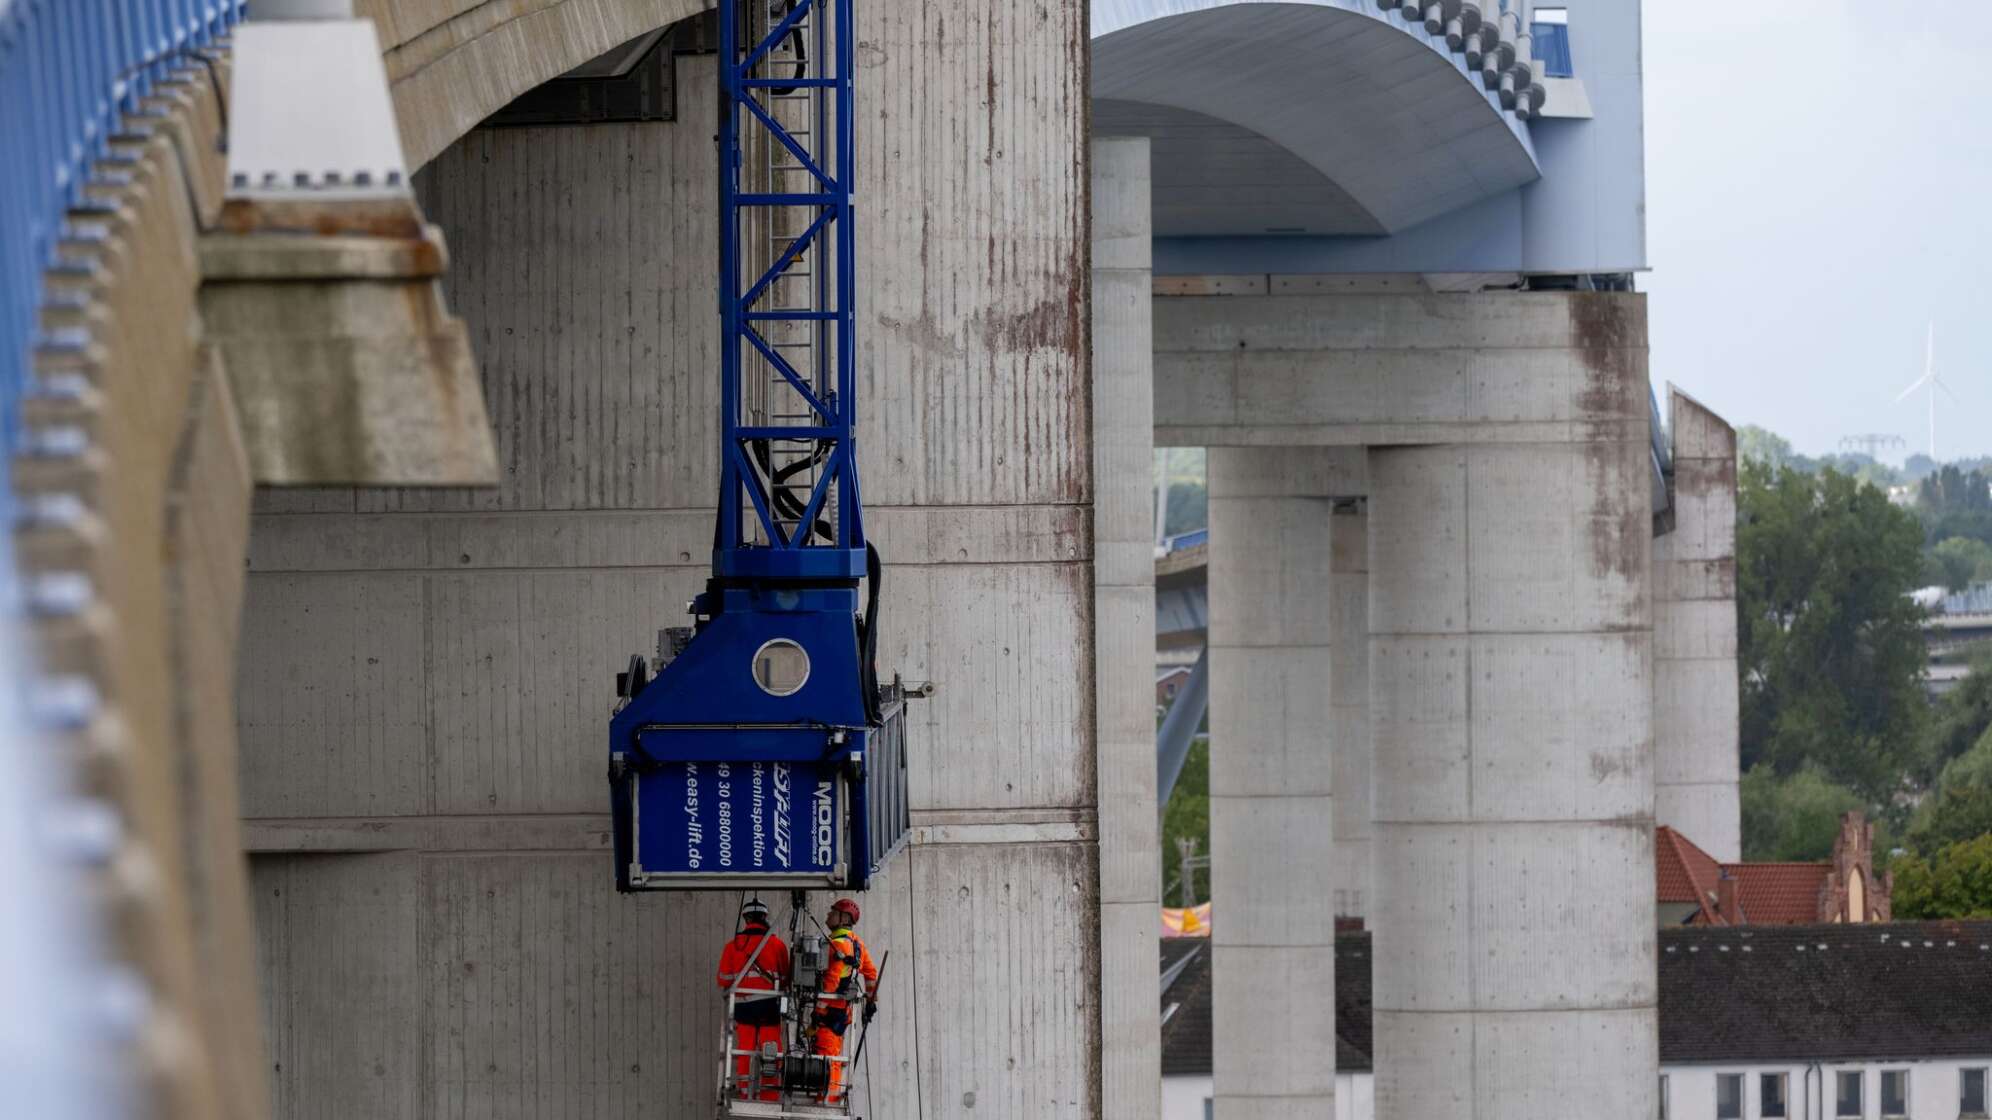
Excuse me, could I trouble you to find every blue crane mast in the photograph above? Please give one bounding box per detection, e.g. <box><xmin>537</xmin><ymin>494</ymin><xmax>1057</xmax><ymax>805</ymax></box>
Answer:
<box><xmin>609</xmin><ymin>0</ymin><xmax>913</xmax><ymax>894</ymax></box>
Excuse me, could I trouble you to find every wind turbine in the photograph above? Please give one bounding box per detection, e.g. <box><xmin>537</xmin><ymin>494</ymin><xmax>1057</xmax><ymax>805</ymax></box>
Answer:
<box><xmin>1895</xmin><ymin>322</ymin><xmax>1961</xmax><ymax>462</ymax></box>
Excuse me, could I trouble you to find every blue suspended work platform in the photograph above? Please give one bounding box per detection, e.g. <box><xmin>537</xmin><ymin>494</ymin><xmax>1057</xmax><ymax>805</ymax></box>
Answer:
<box><xmin>609</xmin><ymin>0</ymin><xmax>918</xmax><ymax>894</ymax></box>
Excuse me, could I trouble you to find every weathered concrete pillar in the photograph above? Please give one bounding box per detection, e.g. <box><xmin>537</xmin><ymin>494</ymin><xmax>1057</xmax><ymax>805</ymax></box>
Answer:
<box><xmin>1367</xmin><ymin>297</ymin><xmax>1657</xmax><ymax>1120</ymax></box>
<box><xmin>240</xmin><ymin>0</ymin><xmax>1100</xmax><ymax>1108</ymax></box>
<box><xmin>1092</xmin><ymin>136</ymin><xmax>1162</xmax><ymax>1120</ymax></box>
<box><xmin>1331</xmin><ymin>504</ymin><xmax>1371</xmax><ymax>923</ymax></box>
<box><xmin>1208</xmin><ymin>447</ymin><xmax>1341</xmax><ymax>1120</ymax></box>
<box><xmin>1654</xmin><ymin>388</ymin><xmax>1741</xmax><ymax>861</ymax></box>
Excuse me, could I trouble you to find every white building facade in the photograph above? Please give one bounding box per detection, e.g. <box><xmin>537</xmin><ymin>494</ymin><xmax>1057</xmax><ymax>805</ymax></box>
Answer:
<box><xmin>1171</xmin><ymin>1065</ymin><xmax>1991</xmax><ymax>1120</ymax></box>
<box><xmin>1662</xmin><ymin>1062</ymin><xmax>1990</xmax><ymax>1120</ymax></box>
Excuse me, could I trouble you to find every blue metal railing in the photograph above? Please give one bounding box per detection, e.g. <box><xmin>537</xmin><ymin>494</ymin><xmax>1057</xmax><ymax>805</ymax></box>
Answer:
<box><xmin>1</xmin><ymin>9</ymin><xmax>241</xmax><ymax>1114</ymax></box>
<box><xmin>0</xmin><ymin>0</ymin><xmax>243</xmax><ymax>518</ymax></box>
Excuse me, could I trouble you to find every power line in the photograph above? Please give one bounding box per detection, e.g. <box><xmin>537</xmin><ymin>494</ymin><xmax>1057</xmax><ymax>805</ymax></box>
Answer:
<box><xmin>1838</xmin><ymin>433</ymin><xmax>1905</xmax><ymax>460</ymax></box>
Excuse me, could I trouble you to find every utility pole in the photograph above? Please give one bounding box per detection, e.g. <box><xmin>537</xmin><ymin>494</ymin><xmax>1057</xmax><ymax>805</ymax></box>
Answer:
<box><xmin>1839</xmin><ymin>433</ymin><xmax>1904</xmax><ymax>461</ymax></box>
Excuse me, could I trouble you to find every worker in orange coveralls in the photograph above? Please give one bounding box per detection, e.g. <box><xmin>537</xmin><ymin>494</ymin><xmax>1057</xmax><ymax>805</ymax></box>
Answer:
<box><xmin>811</xmin><ymin>898</ymin><xmax>879</xmax><ymax>1105</ymax></box>
<box><xmin>717</xmin><ymin>898</ymin><xmax>792</xmax><ymax>1101</ymax></box>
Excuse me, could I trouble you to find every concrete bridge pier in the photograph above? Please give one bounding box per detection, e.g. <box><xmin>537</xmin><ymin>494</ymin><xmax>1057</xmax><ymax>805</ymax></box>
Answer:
<box><xmin>1330</xmin><ymin>503</ymin><xmax>1372</xmax><ymax>924</ymax></box>
<box><xmin>1366</xmin><ymin>345</ymin><xmax>1657</xmax><ymax>1118</ymax></box>
<box><xmin>1207</xmin><ymin>447</ymin><xmax>1362</xmax><ymax>1119</ymax></box>
<box><xmin>1163</xmin><ymin>288</ymin><xmax>1662</xmax><ymax>1120</ymax></box>
<box><xmin>1654</xmin><ymin>391</ymin><xmax>1742</xmax><ymax>862</ymax></box>
<box><xmin>1092</xmin><ymin>134</ymin><xmax>1163</xmax><ymax>1120</ymax></box>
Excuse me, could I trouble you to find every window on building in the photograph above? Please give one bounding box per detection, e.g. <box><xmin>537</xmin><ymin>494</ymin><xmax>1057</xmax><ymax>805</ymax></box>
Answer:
<box><xmin>1838</xmin><ymin>1071</ymin><xmax>1864</xmax><ymax>1118</ymax></box>
<box><xmin>1531</xmin><ymin>8</ymin><xmax>1573</xmax><ymax>78</ymax></box>
<box><xmin>1717</xmin><ymin>1073</ymin><xmax>1744</xmax><ymax>1120</ymax></box>
<box><xmin>1964</xmin><ymin>1068</ymin><xmax>1989</xmax><ymax>1117</ymax></box>
<box><xmin>1203</xmin><ymin>1098</ymin><xmax>1213</xmax><ymax>1120</ymax></box>
<box><xmin>1762</xmin><ymin>1072</ymin><xmax>1789</xmax><ymax>1118</ymax></box>
<box><xmin>1659</xmin><ymin>1074</ymin><xmax>1669</xmax><ymax>1120</ymax></box>
<box><xmin>1880</xmin><ymin>1070</ymin><xmax>1908</xmax><ymax>1117</ymax></box>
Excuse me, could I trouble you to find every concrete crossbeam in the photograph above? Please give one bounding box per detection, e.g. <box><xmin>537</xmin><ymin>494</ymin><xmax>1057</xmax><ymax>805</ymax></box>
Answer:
<box><xmin>1154</xmin><ymin>292</ymin><xmax>1649</xmax><ymax>448</ymax></box>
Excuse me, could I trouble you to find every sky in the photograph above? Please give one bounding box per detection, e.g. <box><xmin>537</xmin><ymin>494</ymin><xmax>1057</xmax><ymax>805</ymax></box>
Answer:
<box><xmin>1641</xmin><ymin>2</ymin><xmax>1991</xmax><ymax>464</ymax></box>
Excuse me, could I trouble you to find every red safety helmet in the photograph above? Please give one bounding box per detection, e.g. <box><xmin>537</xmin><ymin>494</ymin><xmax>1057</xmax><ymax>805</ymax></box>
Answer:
<box><xmin>828</xmin><ymin>898</ymin><xmax>860</xmax><ymax>925</ymax></box>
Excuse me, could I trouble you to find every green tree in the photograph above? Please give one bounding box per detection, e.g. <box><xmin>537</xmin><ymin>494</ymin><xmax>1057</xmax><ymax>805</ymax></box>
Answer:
<box><xmin>1941</xmin><ymin>726</ymin><xmax>1992</xmax><ymax>789</ymax></box>
<box><xmin>1160</xmin><ymin>735</ymin><xmax>1210</xmax><ymax>905</ymax></box>
<box><xmin>1928</xmin><ymin>537</ymin><xmax>1992</xmax><ymax>592</ymax></box>
<box><xmin>1817</xmin><ymin>453</ymin><xmax>1901</xmax><ymax>490</ymax></box>
<box><xmin>1737</xmin><ymin>462</ymin><xmax>1932</xmax><ymax>797</ymax></box>
<box><xmin>1905</xmin><ymin>784</ymin><xmax>1992</xmax><ymax>854</ymax></box>
<box><xmin>1920</xmin><ymin>466</ymin><xmax>1992</xmax><ymax>515</ymax></box>
<box><xmin>1891</xmin><ymin>834</ymin><xmax>1992</xmax><ymax>919</ymax></box>
<box><xmin>1923</xmin><ymin>511</ymin><xmax>1992</xmax><ymax>552</ymax></box>
<box><xmin>1740</xmin><ymin>765</ymin><xmax>1869</xmax><ymax>861</ymax></box>
<box><xmin>1926</xmin><ymin>658</ymin><xmax>1992</xmax><ymax>777</ymax></box>
<box><xmin>1737</xmin><ymin>425</ymin><xmax>1800</xmax><ymax>472</ymax></box>
<box><xmin>1164</xmin><ymin>483</ymin><xmax>1207</xmax><ymax>539</ymax></box>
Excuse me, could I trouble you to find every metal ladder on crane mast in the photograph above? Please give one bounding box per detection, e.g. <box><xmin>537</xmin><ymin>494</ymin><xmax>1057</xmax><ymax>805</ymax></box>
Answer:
<box><xmin>607</xmin><ymin>0</ymin><xmax>919</xmax><ymax>1115</ymax></box>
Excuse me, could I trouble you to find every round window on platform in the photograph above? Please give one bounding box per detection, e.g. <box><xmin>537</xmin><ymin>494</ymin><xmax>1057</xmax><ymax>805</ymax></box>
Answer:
<box><xmin>752</xmin><ymin>639</ymin><xmax>810</xmax><ymax>696</ymax></box>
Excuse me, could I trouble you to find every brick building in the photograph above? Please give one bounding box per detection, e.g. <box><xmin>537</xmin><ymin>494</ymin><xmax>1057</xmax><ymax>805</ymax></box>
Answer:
<box><xmin>1658</xmin><ymin>812</ymin><xmax>1892</xmax><ymax>927</ymax></box>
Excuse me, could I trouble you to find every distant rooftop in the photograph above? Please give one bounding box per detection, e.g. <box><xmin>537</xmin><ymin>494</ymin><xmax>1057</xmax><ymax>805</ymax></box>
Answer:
<box><xmin>1657</xmin><ymin>820</ymin><xmax>1887</xmax><ymax>927</ymax></box>
<box><xmin>1160</xmin><ymin>924</ymin><xmax>1992</xmax><ymax>1076</ymax></box>
<box><xmin>1159</xmin><ymin>936</ymin><xmax>1372</xmax><ymax>1076</ymax></box>
<box><xmin>1660</xmin><ymin>922</ymin><xmax>1992</xmax><ymax>1064</ymax></box>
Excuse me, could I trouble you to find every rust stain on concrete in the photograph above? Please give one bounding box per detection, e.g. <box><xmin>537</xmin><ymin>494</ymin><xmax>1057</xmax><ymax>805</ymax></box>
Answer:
<box><xmin>1573</xmin><ymin>296</ymin><xmax>1650</xmax><ymax>596</ymax></box>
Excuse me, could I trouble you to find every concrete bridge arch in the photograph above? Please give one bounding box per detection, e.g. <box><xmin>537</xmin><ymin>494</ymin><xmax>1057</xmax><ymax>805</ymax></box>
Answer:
<box><xmin>364</xmin><ymin>0</ymin><xmax>705</xmax><ymax>167</ymax></box>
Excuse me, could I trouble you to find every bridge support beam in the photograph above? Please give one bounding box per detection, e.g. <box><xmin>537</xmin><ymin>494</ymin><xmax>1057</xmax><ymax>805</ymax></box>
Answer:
<box><xmin>1330</xmin><ymin>503</ymin><xmax>1372</xmax><ymax>923</ymax></box>
<box><xmin>1092</xmin><ymin>135</ymin><xmax>1162</xmax><ymax>1120</ymax></box>
<box><xmin>1654</xmin><ymin>389</ymin><xmax>1742</xmax><ymax>861</ymax></box>
<box><xmin>1207</xmin><ymin>447</ymin><xmax>1343</xmax><ymax>1120</ymax></box>
<box><xmin>1366</xmin><ymin>337</ymin><xmax>1657</xmax><ymax>1119</ymax></box>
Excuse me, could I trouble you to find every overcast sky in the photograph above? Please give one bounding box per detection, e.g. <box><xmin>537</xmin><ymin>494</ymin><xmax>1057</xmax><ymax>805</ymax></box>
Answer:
<box><xmin>1641</xmin><ymin>3</ymin><xmax>1990</xmax><ymax>464</ymax></box>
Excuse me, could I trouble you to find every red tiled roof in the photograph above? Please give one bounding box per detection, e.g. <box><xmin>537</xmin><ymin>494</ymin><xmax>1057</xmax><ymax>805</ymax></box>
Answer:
<box><xmin>1657</xmin><ymin>827</ymin><xmax>1836</xmax><ymax>926</ymax></box>
<box><xmin>1656</xmin><ymin>826</ymin><xmax>1722</xmax><ymax>910</ymax></box>
<box><xmin>1727</xmin><ymin>863</ymin><xmax>1830</xmax><ymax>925</ymax></box>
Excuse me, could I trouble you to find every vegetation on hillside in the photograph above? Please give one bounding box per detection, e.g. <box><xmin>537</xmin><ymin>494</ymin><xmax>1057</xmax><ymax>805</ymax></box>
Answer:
<box><xmin>1736</xmin><ymin>459</ymin><xmax>1931</xmax><ymax>800</ymax></box>
<box><xmin>1892</xmin><ymin>834</ymin><xmax>1992</xmax><ymax>919</ymax></box>
<box><xmin>1733</xmin><ymin>433</ymin><xmax>1992</xmax><ymax>915</ymax></box>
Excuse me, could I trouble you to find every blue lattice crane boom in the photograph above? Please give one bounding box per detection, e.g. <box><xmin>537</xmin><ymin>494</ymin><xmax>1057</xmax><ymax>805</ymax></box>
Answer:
<box><xmin>608</xmin><ymin>0</ymin><xmax>915</xmax><ymax>895</ymax></box>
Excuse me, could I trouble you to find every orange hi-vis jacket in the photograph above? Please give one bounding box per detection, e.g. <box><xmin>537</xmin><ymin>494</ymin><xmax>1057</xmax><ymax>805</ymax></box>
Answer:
<box><xmin>819</xmin><ymin>926</ymin><xmax>877</xmax><ymax>1009</ymax></box>
<box><xmin>718</xmin><ymin>927</ymin><xmax>792</xmax><ymax>1000</ymax></box>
